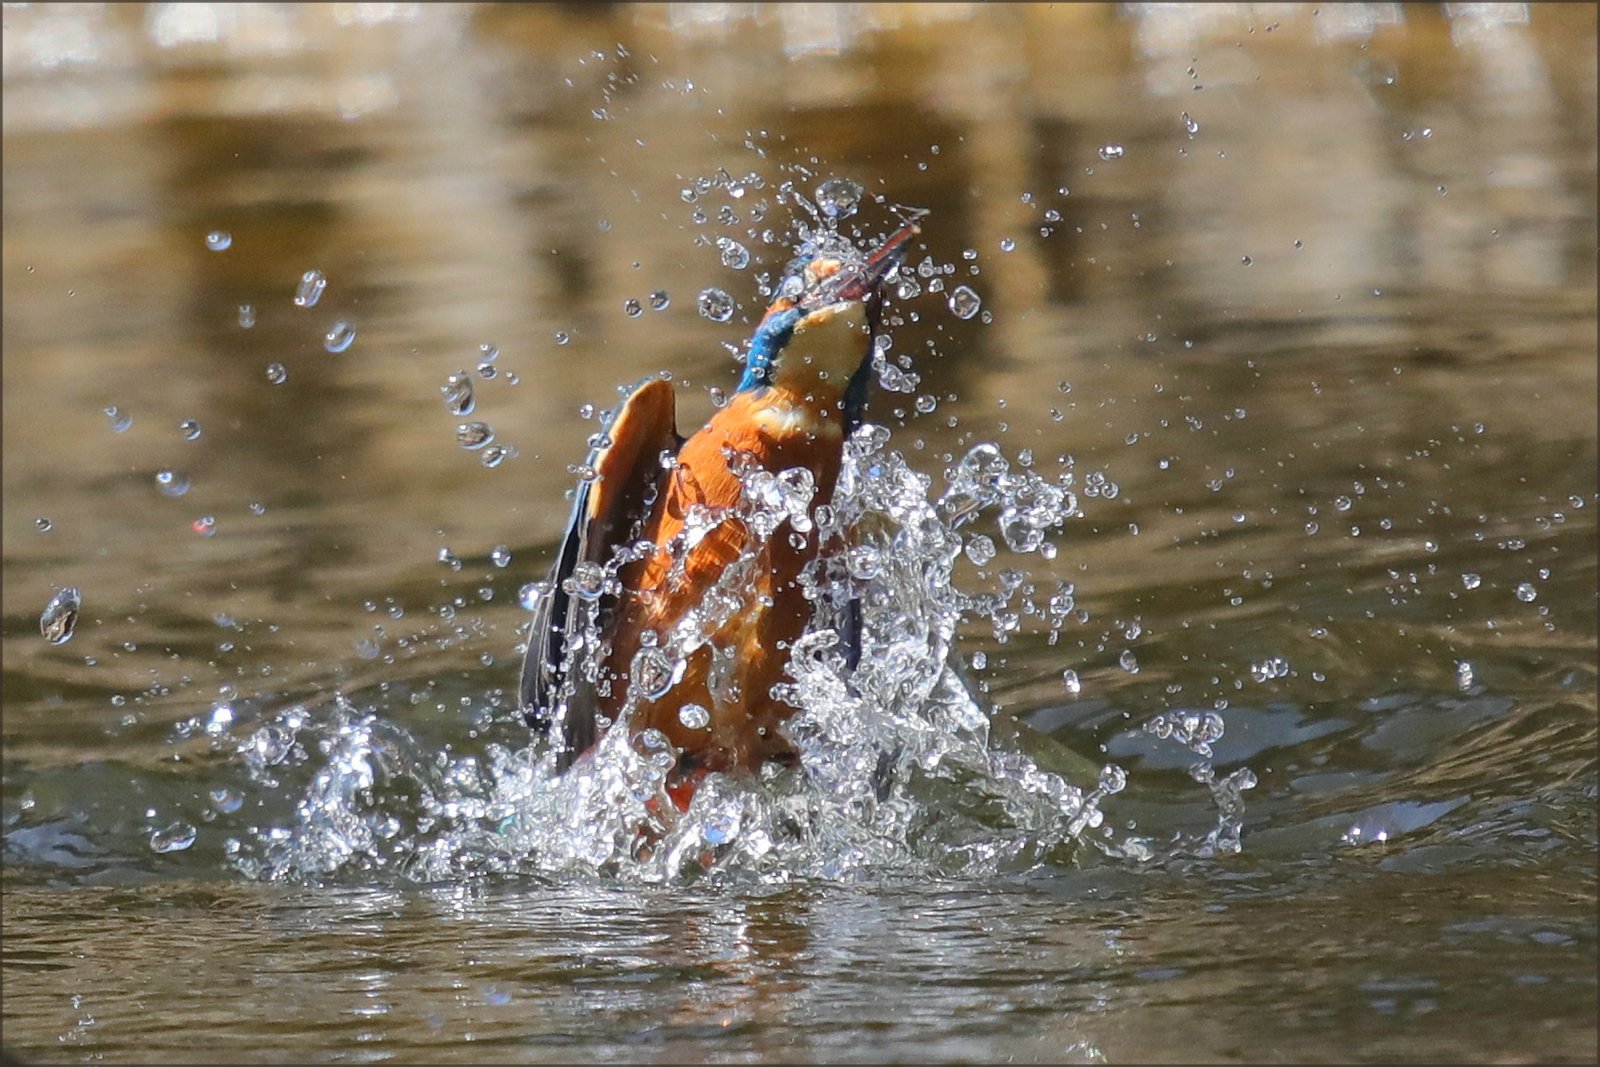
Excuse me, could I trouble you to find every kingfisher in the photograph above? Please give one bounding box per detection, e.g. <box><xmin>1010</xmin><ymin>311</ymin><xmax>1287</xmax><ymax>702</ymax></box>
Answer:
<box><xmin>520</xmin><ymin>211</ymin><xmax>924</xmax><ymax>809</ymax></box>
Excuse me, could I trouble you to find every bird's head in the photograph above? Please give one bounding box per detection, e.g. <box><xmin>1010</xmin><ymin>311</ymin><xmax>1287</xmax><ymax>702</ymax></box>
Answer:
<box><xmin>738</xmin><ymin>211</ymin><xmax>924</xmax><ymax>393</ymax></box>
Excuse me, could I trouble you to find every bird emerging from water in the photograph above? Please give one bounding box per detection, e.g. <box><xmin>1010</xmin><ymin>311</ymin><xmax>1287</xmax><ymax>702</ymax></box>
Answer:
<box><xmin>520</xmin><ymin>211</ymin><xmax>924</xmax><ymax>809</ymax></box>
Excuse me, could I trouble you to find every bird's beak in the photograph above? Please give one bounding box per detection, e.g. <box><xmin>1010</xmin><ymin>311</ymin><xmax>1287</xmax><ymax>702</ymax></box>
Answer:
<box><xmin>836</xmin><ymin>211</ymin><xmax>926</xmax><ymax>302</ymax></box>
<box><xmin>798</xmin><ymin>210</ymin><xmax>926</xmax><ymax>312</ymax></box>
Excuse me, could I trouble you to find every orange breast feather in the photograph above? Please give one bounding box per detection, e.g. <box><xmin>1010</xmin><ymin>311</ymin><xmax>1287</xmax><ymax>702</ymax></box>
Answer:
<box><xmin>601</xmin><ymin>385</ymin><xmax>845</xmax><ymax>773</ymax></box>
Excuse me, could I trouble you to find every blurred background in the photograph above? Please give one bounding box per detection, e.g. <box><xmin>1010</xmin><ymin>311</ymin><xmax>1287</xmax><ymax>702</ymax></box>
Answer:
<box><xmin>3</xmin><ymin>3</ymin><xmax>1596</xmax><ymax>1063</ymax></box>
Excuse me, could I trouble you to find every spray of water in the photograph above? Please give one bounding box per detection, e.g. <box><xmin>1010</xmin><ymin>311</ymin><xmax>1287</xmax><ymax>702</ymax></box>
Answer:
<box><xmin>228</xmin><ymin>419</ymin><xmax>1164</xmax><ymax>884</ymax></box>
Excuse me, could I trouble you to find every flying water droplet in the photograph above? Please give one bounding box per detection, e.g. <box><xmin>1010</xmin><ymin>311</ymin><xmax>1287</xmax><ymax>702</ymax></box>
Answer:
<box><xmin>716</xmin><ymin>236</ymin><xmax>750</xmax><ymax>270</ymax></box>
<box><xmin>35</xmin><ymin>517</ymin><xmax>52</xmax><ymax>532</ymax></box>
<box><xmin>1098</xmin><ymin>144</ymin><xmax>1125</xmax><ymax>160</ymax></box>
<box><xmin>632</xmin><ymin>646</ymin><xmax>685</xmax><ymax>700</ymax></box>
<box><xmin>1061</xmin><ymin>668</ymin><xmax>1081</xmax><ymax>695</ymax></box>
<box><xmin>947</xmin><ymin>285</ymin><xmax>982</xmax><ymax>320</ymax></box>
<box><xmin>442</xmin><ymin>372</ymin><xmax>474</xmax><ymax>415</ymax></box>
<box><xmin>149</xmin><ymin>821</ymin><xmax>197</xmax><ymax>853</ymax></box>
<box><xmin>1182</xmin><ymin>112</ymin><xmax>1199</xmax><ymax>137</ymax></box>
<box><xmin>999</xmin><ymin>237</ymin><xmax>1016</xmax><ymax>252</ymax></box>
<box><xmin>563</xmin><ymin>561</ymin><xmax>606</xmax><ymax>601</ymax></box>
<box><xmin>1455</xmin><ymin>660</ymin><xmax>1475</xmax><ymax>691</ymax></box>
<box><xmin>814</xmin><ymin>177</ymin><xmax>863</xmax><ymax>220</ymax></box>
<box><xmin>456</xmin><ymin>421</ymin><xmax>494</xmax><ymax>450</ymax></box>
<box><xmin>697</xmin><ymin>287</ymin><xmax>735</xmax><ymax>322</ymax></box>
<box><xmin>40</xmin><ymin>587</ymin><xmax>81</xmax><ymax>644</ymax></box>
<box><xmin>1461</xmin><ymin>572</ymin><xmax>1482</xmax><ymax>590</ymax></box>
<box><xmin>179</xmin><ymin>418</ymin><xmax>202</xmax><ymax>441</ymax></box>
<box><xmin>478</xmin><ymin>343</ymin><xmax>499</xmax><ymax>364</ymax></box>
<box><xmin>965</xmin><ymin>534</ymin><xmax>997</xmax><ymax>566</ymax></box>
<box><xmin>678</xmin><ymin>703</ymin><xmax>711</xmax><ymax>730</ymax></box>
<box><xmin>554</xmin><ymin>331</ymin><xmax>571</xmax><ymax>345</ymax></box>
<box><xmin>265</xmin><ymin>363</ymin><xmax>287</xmax><ymax>384</ymax></box>
<box><xmin>154</xmin><ymin>469</ymin><xmax>191</xmax><ymax>497</ymax></box>
<box><xmin>1098</xmin><ymin>764</ymin><xmax>1128</xmax><ymax>794</ymax></box>
<box><xmin>649</xmin><ymin>290</ymin><xmax>671</xmax><ymax>311</ymax></box>
<box><xmin>490</xmin><ymin>545</ymin><xmax>512</xmax><ymax>568</ymax></box>
<box><xmin>481</xmin><ymin>445</ymin><xmax>514</xmax><ymax>468</ymax></box>
<box><xmin>1515</xmin><ymin>582</ymin><xmax>1537</xmax><ymax>603</ymax></box>
<box><xmin>293</xmin><ymin>270</ymin><xmax>327</xmax><ymax>308</ymax></box>
<box><xmin>238</xmin><ymin>305</ymin><xmax>256</xmax><ymax>329</ymax></box>
<box><xmin>1119</xmin><ymin>649</ymin><xmax>1140</xmax><ymax>673</ymax></box>
<box><xmin>845</xmin><ymin>544</ymin><xmax>882</xmax><ymax>580</ymax></box>
<box><xmin>104</xmin><ymin>406</ymin><xmax>132</xmax><ymax>433</ymax></box>
<box><xmin>192</xmin><ymin>516</ymin><xmax>217</xmax><ymax>536</ymax></box>
<box><xmin>324</xmin><ymin>321</ymin><xmax>356</xmax><ymax>353</ymax></box>
<box><xmin>205</xmin><ymin>231</ymin><xmax>232</xmax><ymax>251</ymax></box>
<box><xmin>623</xmin><ymin>298</ymin><xmax>643</xmax><ymax>317</ymax></box>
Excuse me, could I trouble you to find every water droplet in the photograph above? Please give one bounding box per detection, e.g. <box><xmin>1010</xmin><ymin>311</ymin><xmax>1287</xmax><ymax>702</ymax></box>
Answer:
<box><xmin>649</xmin><ymin>290</ymin><xmax>671</xmax><ymax>311</ymax></box>
<box><xmin>1515</xmin><ymin>582</ymin><xmax>1537</xmax><ymax>603</ymax></box>
<box><xmin>564</xmin><ymin>561</ymin><xmax>606</xmax><ymax>601</ymax></box>
<box><xmin>1241</xmin><ymin>255</ymin><xmax>1253</xmax><ymax>266</ymax></box>
<box><xmin>999</xmin><ymin>237</ymin><xmax>1016</xmax><ymax>252</ymax></box>
<box><xmin>478</xmin><ymin>343</ymin><xmax>499</xmax><ymax>364</ymax></box>
<box><xmin>490</xmin><ymin>545</ymin><xmax>512</xmax><ymax>568</ymax></box>
<box><xmin>249</xmin><ymin>501</ymin><xmax>267</xmax><ymax>516</ymax></box>
<box><xmin>324</xmin><ymin>320</ymin><xmax>356</xmax><ymax>353</ymax></box>
<box><xmin>1455</xmin><ymin>660</ymin><xmax>1475</xmax><ymax>691</ymax></box>
<box><xmin>40</xmin><ymin>587</ymin><xmax>81</xmax><ymax>644</ymax></box>
<box><xmin>442</xmin><ymin>371</ymin><xmax>474</xmax><ymax>415</ymax></box>
<box><xmin>1061</xmin><ymin>668</ymin><xmax>1081</xmax><ymax>695</ymax></box>
<box><xmin>265</xmin><ymin>362</ymin><xmax>287</xmax><ymax>385</ymax></box>
<box><xmin>518</xmin><ymin>582</ymin><xmax>546</xmax><ymax>611</ymax></box>
<box><xmin>1119</xmin><ymin>649</ymin><xmax>1140</xmax><ymax>674</ymax></box>
<box><xmin>814</xmin><ymin>177</ymin><xmax>863</xmax><ymax>220</ymax></box>
<box><xmin>149</xmin><ymin>821</ymin><xmax>197</xmax><ymax>853</ymax></box>
<box><xmin>845</xmin><ymin>544</ymin><xmax>881</xmax><ymax>580</ymax></box>
<box><xmin>1182</xmin><ymin>112</ymin><xmax>1199</xmax><ymax>137</ymax></box>
<box><xmin>1098</xmin><ymin>764</ymin><xmax>1127</xmax><ymax>794</ymax></box>
<box><xmin>205</xmin><ymin>231</ymin><xmax>232</xmax><ymax>251</ymax></box>
<box><xmin>631</xmin><ymin>646</ymin><xmax>685</xmax><ymax>700</ymax></box>
<box><xmin>678</xmin><ymin>703</ymin><xmax>711</xmax><ymax>730</ymax></box>
<box><xmin>623</xmin><ymin>297</ymin><xmax>643</xmax><ymax>317</ymax></box>
<box><xmin>293</xmin><ymin>269</ymin><xmax>326</xmax><ymax>308</ymax></box>
<box><xmin>555</xmin><ymin>331</ymin><xmax>571</xmax><ymax>345</ymax></box>
<box><xmin>192</xmin><ymin>516</ymin><xmax>217</xmax><ymax>536</ymax></box>
<box><xmin>1461</xmin><ymin>572</ymin><xmax>1482</xmax><ymax>590</ymax></box>
<box><xmin>477</xmin><ymin>362</ymin><xmax>497</xmax><ymax>380</ymax></box>
<box><xmin>104</xmin><ymin>406</ymin><xmax>132</xmax><ymax>432</ymax></box>
<box><xmin>947</xmin><ymin>285</ymin><xmax>982</xmax><ymax>320</ymax></box>
<box><xmin>481</xmin><ymin>444</ymin><xmax>514</xmax><ymax>468</ymax></box>
<box><xmin>35</xmin><ymin>517</ymin><xmax>52</xmax><ymax>533</ymax></box>
<box><xmin>716</xmin><ymin>236</ymin><xmax>751</xmax><ymax>270</ymax></box>
<box><xmin>238</xmin><ymin>304</ymin><xmax>256</xmax><ymax>329</ymax></box>
<box><xmin>438</xmin><ymin>547</ymin><xmax>461</xmax><ymax>570</ymax></box>
<box><xmin>178</xmin><ymin>418</ymin><xmax>202</xmax><ymax>441</ymax></box>
<box><xmin>456</xmin><ymin>421</ymin><xmax>494</xmax><ymax>450</ymax></box>
<box><xmin>1098</xmin><ymin>144</ymin><xmax>1125</xmax><ymax>161</ymax></box>
<box><xmin>209</xmin><ymin>787</ymin><xmax>244</xmax><ymax>814</ymax></box>
<box><xmin>965</xmin><ymin>534</ymin><xmax>997</xmax><ymax>566</ymax></box>
<box><xmin>697</xmin><ymin>287</ymin><xmax>735</xmax><ymax>322</ymax></box>
<box><xmin>154</xmin><ymin>469</ymin><xmax>191</xmax><ymax>497</ymax></box>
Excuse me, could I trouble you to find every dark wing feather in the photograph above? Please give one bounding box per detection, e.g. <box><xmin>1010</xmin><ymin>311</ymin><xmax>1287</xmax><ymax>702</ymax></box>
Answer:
<box><xmin>519</xmin><ymin>377</ymin><xmax>680</xmax><ymax>770</ymax></box>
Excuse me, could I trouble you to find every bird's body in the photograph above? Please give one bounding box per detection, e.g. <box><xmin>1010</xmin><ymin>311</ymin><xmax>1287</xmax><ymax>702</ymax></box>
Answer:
<box><xmin>521</xmin><ymin>214</ymin><xmax>923</xmax><ymax>804</ymax></box>
<box><xmin>603</xmin><ymin>382</ymin><xmax>846</xmax><ymax>774</ymax></box>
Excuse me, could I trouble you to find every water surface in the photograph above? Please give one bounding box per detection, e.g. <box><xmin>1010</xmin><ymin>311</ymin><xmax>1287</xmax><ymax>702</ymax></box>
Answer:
<box><xmin>3</xmin><ymin>4</ymin><xmax>1596</xmax><ymax>1062</ymax></box>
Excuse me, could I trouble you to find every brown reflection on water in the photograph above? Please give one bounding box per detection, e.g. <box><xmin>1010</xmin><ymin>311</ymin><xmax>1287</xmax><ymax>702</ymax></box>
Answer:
<box><xmin>1</xmin><ymin>4</ymin><xmax>1596</xmax><ymax>1060</ymax></box>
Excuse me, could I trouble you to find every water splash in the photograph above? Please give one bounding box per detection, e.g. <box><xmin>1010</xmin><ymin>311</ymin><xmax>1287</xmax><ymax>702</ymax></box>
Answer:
<box><xmin>230</xmin><ymin>423</ymin><xmax>1144</xmax><ymax>885</ymax></box>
